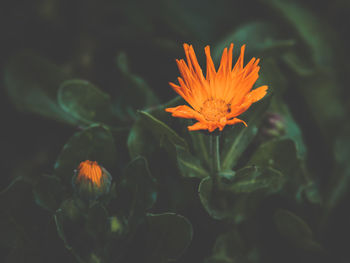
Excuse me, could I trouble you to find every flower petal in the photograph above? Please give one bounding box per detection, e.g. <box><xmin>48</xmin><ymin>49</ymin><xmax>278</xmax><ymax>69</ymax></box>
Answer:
<box><xmin>188</xmin><ymin>121</ymin><xmax>209</xmax><ymax>131</ymax></box>
<box><xmin>227</xmin><ymin>118</ymin><xmax>247</xmax><ymax>127</ymax></box>
<box><xmin>165</xmin><ymin>105</ymin><xmax>204</xmax><ymax>121</ymax></box>
<box><xmin>246</xmin><ymin>85</ymin><xmax>268</xmax><ymax>103</ymax></box>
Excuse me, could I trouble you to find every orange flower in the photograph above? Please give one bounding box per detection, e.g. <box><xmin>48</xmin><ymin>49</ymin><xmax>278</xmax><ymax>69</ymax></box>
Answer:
<box><xmin>165</xmin><ymin>43</ymin><xmax>268</xmax><ymax>132</ymax></box>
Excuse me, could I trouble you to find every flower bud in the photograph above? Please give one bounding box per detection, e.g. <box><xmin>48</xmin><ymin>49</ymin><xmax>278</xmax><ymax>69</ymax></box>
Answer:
<box><xmin>260</xmin><ymin>112</ymin><xmax>286</xmax><ymax>139</ymax></box>
<box><xmin>72</xmin><ymin>160</ymin><xmax>112</xmax><ymax>201</ymax></box>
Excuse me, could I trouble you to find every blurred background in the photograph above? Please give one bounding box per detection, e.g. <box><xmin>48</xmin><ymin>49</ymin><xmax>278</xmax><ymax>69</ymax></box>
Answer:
<box><xmin>1</xmin><ymin>0</ymin><xmax>350</xmax><ymax>262</ymax></box>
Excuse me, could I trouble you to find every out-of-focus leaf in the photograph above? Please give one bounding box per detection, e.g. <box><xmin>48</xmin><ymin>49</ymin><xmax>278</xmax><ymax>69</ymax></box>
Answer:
<box><xmin>115</xmin><ymin>52</ymin><xmax>159</xmax><ymax>119</ymax></box>
<box><xmin>58</xmin><ymin>79</ymin><xmax>118</xmax><ymax>127</ymax></box>
<box><xmin>54</xmin><ymin>125</ymin><xmax>118</xmax><ymax>185</ymax></box>
<box><xmin>86</xmin><ymin>203</ymin><xmax>109</xmax><ymax>239</ymax></box>
<box><xmin>127</xmin><ymin>121</ymin><xmax>155</xmax><ymax>159</ymax></box>
<box><xmin>205</xmin><ymin>229</ymin><xmax>259</xmax><ymax>263</ymax></box>
<box><xmin>281</xmin><ymin>51</ymin><xmax>315</xmax><ymax>76</ymax></box>
<box><xmin>265</xmin><ymin>0</ymin><xmax>336</xmax><ymax>70</ymax></box>
<box><xmin>4</xmin><ymin>51</ymin><xmax>76</xmax><ymax>124</ymax></box>
<box><xmin>175</xmin><ymin>145</ymin><xmax>209</xmax><ymax>179</ymax></box>
<box><xmin>213</xmin><ymin>21</ymin><xmax>295</xmax><ymax>61</ymax></box>
<box><xmin>221</xmin><ymin>95</ymin><xmax>271</xmax><ymax>171</ymax></box>
<box><xmin>264</xmin><ymin>0</ymin><xmax>346</xmax><ymax>139</ymax></box>
<box><xmin>199</xmin><ymin>166</ymin><xmax>285</xmax><ymax>221</ymax></box>
<box><xmin>268</xmin><ymin>97</ymin><xmax>307</xmax><ymax>159</ymax></box>
<box><xmin>159</xmin><ymin>0</ymin><xmax>230</xmax><ymax>41</ymax></box>
<box><xmin>116</xmin><ymin>157</ymin><xmax>157</xmax><ymax>221</ymax></box>
<box><xmin>0</xmin><ymin>178</ymin><xmax>42</xmax><ymax>255</ymax></box>
<box><xmin>33</xmin><ymin>175</ymin><xmax>64</xmax><ymax>213</ymax></box>
<box><xmin>294</xmin><ymin>73</ymin><xmax>345</xmax><ymax>139</ymax></box>
<box><xmin>325</xmin><ymin>125</ymin><xmax>350</xmax><ymax>211</ymax></box>
<box><xmin>274</xmin><ymin>209</ymin><xmax>322</xmax><ymax>251</ymax></box>
<box><xmin>145</xmin><ymin>213</ymin><xmax>193</xmax><ymax>262</ymax></box>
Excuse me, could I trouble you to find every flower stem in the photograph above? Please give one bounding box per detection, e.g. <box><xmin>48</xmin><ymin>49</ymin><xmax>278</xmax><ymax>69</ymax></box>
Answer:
<box><xmin>209</xmin><ymin>134</ymin><xmax>221</xmax><ymax>205</ymax></box>
<box><xmin>209</xmin><ymin>134</ymin><xmax>221</xmax><ymax>180</ymax></box>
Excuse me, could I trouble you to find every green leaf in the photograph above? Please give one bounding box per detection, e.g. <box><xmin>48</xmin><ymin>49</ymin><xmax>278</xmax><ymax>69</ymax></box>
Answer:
<box><xmin>221</xmin><ymin>166</ymin><xmax>285</xmax><ymax>194</ymax></box>
<box><xmin>4</xmin><ymin>51</ymin><xmax>76</xmax><ymax>124</ymax></box>
<box><xmin>247</xmin><ymin>139</ymin><xmax>298</xmax><ymax>177</ymax></box>
<box><xmin>274</xmin><ymin>209</ymin><xmax>321</xmax><ymax>251</ymax></box>
<box><xmin>54</xmin><ymin>198</ymin><xmax>109</xmax><ymax>263</ymax></box>
<box><xmin>54</xmin><ymin>125</ymin><xmax>118</xmax><ymax>185</ymax></box>
<box><xmin>221</xmin><ymin>95</ymin><xmax>271</xmax><ymax>171</ymax></box>
<box><xmin>117</xmin><ymin>156</ymin><xmax>157</xmax><ymax>220</ymax></box>
<box><xmin>138</xmin><ymin>110</ymin><xmax>188</xmax><ymax>152</ymax></box>
<box><xmin>33</xmin><ymin>175</ymin><xmax>64</xmax><ymax>213</ymax></box>
<box><xmin>145</xmin><ymin>213</ymin><xmax>193</xmax><ymax>262</ymax></box>
<box><xmin>199</xmin><ymin>166</ymin><xmax>284</xmax><ymax>221</ymax></box>
<box><xmin>58</xmin><ymin>79</ymin><xmax>118</xmax><ymax>127</ymax></box>
<box><xmin>54</xmin><ymin>199</ymin><xmax>90</xmax><ymax>260</ymax></box>
<box><xmin>175</xmin><ymin>145</ymin><xmax>209</xmax><ymax>179</ymax></box>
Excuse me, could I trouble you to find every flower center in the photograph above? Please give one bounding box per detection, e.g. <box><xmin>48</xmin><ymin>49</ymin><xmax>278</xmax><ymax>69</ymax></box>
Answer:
<box><xmin>200</xmin><ymin>99</ymin><xmax>230</xmax><ymax>122</ymax></box>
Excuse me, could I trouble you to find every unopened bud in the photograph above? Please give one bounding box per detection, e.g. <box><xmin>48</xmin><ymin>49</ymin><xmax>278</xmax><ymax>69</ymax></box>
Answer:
<box><xmin>72</xmin><ymin>160</ymin><xmax>112</xmax><ymax>201</ymax></box>
<box><xmin>260</xmin><ymin>112</ymin><xmax>285</xmax><ymax>139</ymax></box>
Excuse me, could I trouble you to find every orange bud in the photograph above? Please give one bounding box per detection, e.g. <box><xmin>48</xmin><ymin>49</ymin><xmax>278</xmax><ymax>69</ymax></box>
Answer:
<box><xmin>73</xmin><ymin>160</ymin><xmax>112</xmax><ymax>201</ymax></box>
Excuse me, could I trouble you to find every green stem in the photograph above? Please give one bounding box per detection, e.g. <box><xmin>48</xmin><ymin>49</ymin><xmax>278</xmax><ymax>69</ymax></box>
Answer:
<box><xmin>209</xmin><ymin>134</ymin><xmax>221</xmax><ymax>186</ymax></box>
<box><xmin>209</xmin><ymin>134</ymin><xmax>221</xmax><ymax>207</ymax></box>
